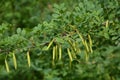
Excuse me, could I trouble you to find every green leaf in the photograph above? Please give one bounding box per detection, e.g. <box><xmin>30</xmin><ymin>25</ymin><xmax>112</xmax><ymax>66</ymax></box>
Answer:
<box><xmin>17</xmin><ymin>28</ymin><xmax>21</xmax><ymax>34</ymax></box>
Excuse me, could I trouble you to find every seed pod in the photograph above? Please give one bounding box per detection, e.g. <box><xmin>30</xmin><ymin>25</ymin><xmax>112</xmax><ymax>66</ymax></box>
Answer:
<box><xmin>46</xmin><ymin>39</ymin><xmax>54</xmax><ymax>50</ymax></box>
<box><xmin>52</xmin><ymin>46</ymin><xmax>56</xmax><ymax>67</ymax></box>
<box><xmin>55</xmin><ymin>45</ymin><xmax>58</xmax><ymax>60</ymax></box>
<box><xmin>5</xmin><ymin>59</ymin><xmax>10</xmax><ymax>73</ymax></box>
<box><xmin>106</xmin><ymin>20</ymin><xmax>109</xmax><ymax>28</ymax></box>
<box><xmin>88</xmin><ymin>35</ymin><xmax>92</xmax><ymax>46</ymax></box>
<box><xmin>84</xmin><ymin>40</ymin><xmax>89</xmax><ymax>53</ymax></box>
<box><xmin>12</xmin><ymin>52</ymin><xmax>17</xmax><ymax>69</ymax></box>
<box><xmin>67</xmin><ymin>40</ymin><xmax>76</xmax><ymax>53</ymax></box>
<box><xmin>59</xmin><ymin>45</ymin><xmax>62</xmax><ymax>60</ymax></box>
<box><xmin>88</xmin><ymin>34</ymin><xmax>93</xmax><ymax>53</ymax></box>
<box><xmin>27</xmin><ymin>51</ymin><xmax>31</xmax><ymax>67</ymax></box>
<box><xmin>67</xmin><ymin>48</ymin><xmax>73</xmax><ymax>62</ymax></box>
<box><xmin>85</xmin><ymin>51</ymin><xmax>89</xmax><ymax>62</ymax></box>
<box><xmin>53</xmin><ymin>47</ymin><xmax>56</xmax><ymax>61</ymax></box>
<box><xmin>76</xmin><ymin>30</ymin><xmax>85</xmax><ymax>45</ymax></box>
<box><xmin>73</xmin><ymin>42</ymin><xmax>77</xmax><ymax>52</ymax></box>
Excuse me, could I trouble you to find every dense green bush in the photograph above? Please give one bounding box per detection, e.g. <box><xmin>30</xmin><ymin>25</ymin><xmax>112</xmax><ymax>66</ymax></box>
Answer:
<box><xmin>0</xmin><ymin>0</ymin><xmax>120</xmax><ymax>80</ymax></box>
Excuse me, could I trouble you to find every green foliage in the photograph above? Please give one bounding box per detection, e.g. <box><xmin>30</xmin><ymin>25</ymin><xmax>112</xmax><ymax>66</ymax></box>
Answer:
<box><xmin>0</xmin><ymin>0</ymin><xmax>120</xmax><ymax>80</ymax></box>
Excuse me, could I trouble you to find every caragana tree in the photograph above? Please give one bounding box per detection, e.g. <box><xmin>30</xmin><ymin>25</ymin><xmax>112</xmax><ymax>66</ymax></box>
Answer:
<box><xmin>0</xmin><ymin>0</ymin><xmax>120</xmax><ymax>80</ymax></box>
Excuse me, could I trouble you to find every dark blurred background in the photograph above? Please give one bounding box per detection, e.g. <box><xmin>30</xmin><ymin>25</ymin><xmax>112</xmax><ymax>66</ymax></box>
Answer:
<box><xmin>0</xmin><ymin>0</ymin><xmax>77</xmax><ymax>29</ymax></box>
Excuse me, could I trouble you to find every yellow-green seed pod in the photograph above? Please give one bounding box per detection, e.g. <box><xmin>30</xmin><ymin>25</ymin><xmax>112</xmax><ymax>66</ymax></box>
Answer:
<box><xmin>89</xmin><ymin>47</ymin><xmax>93</xmax><ymax>53</ymax></box>
<box><xmin>85</xmin><ymin>51</ymin><xmax>89</xmax><ymax>62</ymax></box>
<box><xmin>52</xmin><ymin>46</ymin><xmax>56</xmax><ymax>67</ymax></box>
<box><xmin>46</xmin><ymin>39</ymin><xmax>54</xmax><ymax>50</ymax></box>
<box><xmin>67</xmin><ymin>40</ymin><xmax>76</xmax><ymax>53</ymax></box>
<box><xmin>106</xmin><ymin>20</ymin><xmax>109</xmax><ymax>28</ymax></box>
<box><xmin>55</xmin><ymin>45</ymin><xmax>58</xmax><ymax>60</ymax></box>
<box><xmin>76</xmin><ymin>30</ymin><xmax>85</xmax><ymax>45</ymax></box>
<box><xmin>53</xmin><ymin>46</ymin><xmax>56</xmax><ymax>60</ymax></box>
<box><xmin>73</xmin><ymin>42</ymin><xmax>77</xmax><ymax>52</ymax></box>
<box><xmin>68</xmin><ymin>40</ymin><xmax>73</xmax><ymax>48</ymax></box>
<box><xmin>68</xmin><ymin>40</ymin><xmax>72</xmax><ymax>46</ymax></box>
<box><xmin>84</xmin><ymin>40</ymin><xmax>89</xmax><ymax>53</ymax></box>
<box><xmin>88</xmin><ymin>34</ymin><xmax>92</xmax><ymax>46</ymax></box>
<box><xmin>5</xmin><ymin>59</ymin><xmax>10</xmax><ymax>73</ymax></box>
<box><xmin>67</xmin><ymin>48</ymin><xmax>73</xmax><ymax>62</ymax></box>
<box><xmin>12</xmin><ymin>52</ymin><xmax>17</xmax><ymax>69</ymax></box>
<box><xmin>59</xmin><ymin>45</ymin><xmax>62</xmax><ymax>60</ymax></box>
<box><xmin>27</xmin><ymin>51</ymin><xmax>31</xmax><ymax>67</ymax></box>
<box><xmin>88</xmin><ymin>34</ymin><xmax>93</xmax><ymax>53</ymax></box>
